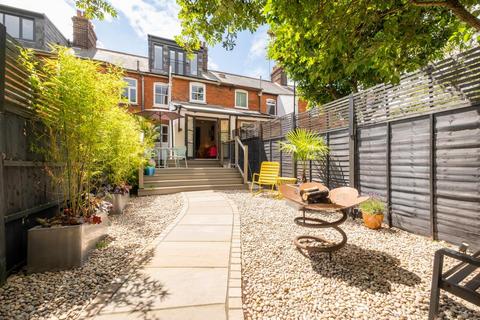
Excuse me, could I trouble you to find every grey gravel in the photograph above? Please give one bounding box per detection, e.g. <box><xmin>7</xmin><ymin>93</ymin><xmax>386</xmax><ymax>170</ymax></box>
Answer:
<box><xmin>0</xmin><ymin>194</ymin><xmax>183</xmax><ymax>320</ymax></box>
<box><xmin>223</xmin><ymin>191</ymin><xmax>480</xmax><ymax>320</ymax></box>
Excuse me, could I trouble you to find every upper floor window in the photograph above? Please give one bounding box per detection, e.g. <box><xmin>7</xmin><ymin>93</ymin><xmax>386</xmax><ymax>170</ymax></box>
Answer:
<box><xmin>169</xmin><ymin>49</ymin><xmax>185</xmax><ymax>75</ymax></box>
<box><xmin>190</xmin><ymin>82</ymin><xmax>206</xmax><ymax>103</ymax></box>
<box><xmin>154</xmin><ymin>45</ymin><xmax>163</xmax><ymax>70</ymax></box>
<box><xmin>266</xmin><ymin>99</ymin><xmax>277</xmax><ymax>115</ymax></box>
<box><xmin>189</xmin><ymin>53</ymin><xmax>198</xmax><ymax>76</ymax></box>
<box><xmin>122</xmin><ymin>77</ymin><xmax>137</xmax><ymax>104</ymax></box>
<box><xmin>154</xmin><ymin>83</ymin><xmax>169</xmax><ymax>106</ymax></box>
<box><xmin>1</xmin><ymin>13</ymin><xmax>34</xmax><ymax>41</ymax></box>
<box><xmin>235</xmin><ymin>90</ymin><xmax>248</xmax><ymax>109</ymax></box>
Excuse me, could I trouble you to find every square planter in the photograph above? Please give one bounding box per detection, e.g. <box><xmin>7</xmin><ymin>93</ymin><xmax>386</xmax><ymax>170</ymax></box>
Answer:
<box><xmin>110</xmin><ymin>192</ymin><xmax>130</xmax><ymax>215</ymax></box>
<box><xmin>27</xmin><ymin>213</ymin><xmax>109</xmax><ymax>273</ymax></box>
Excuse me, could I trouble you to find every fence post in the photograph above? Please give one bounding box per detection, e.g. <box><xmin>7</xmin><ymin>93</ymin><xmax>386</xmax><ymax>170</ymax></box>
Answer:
<box><xmin>0</xmin><ymin>25</ymin><xmax>7</xmax><ymax>285</ymax></box>
<box><xmin>292</xmin><ymin>112</ymin><xmax>297</xmax><ymax>179</ymax></box>
<box><xmin>386</xmin><ymin>122</ymin><xmax>392</xmax><ymax>228</ymax></box>
<box><xmin>326</xmin><ymin>132</ymin><xmax>330</xmax><ymax>188</ymax></box>
<box><xmin>348</xmin><ymin>94</ymin><xmax>356</xmax><ymax>188</ymax></box>
<box><xmin>429</xmin><ymin>114</ymin><xmax>437</xmax><ymax>240</ymax></box>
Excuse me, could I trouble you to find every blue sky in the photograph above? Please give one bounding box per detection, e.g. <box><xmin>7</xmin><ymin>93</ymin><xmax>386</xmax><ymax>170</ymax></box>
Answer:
<box><xmin>1</xmin><ymin>0</ymin><xmax>273</xmax><ymax>80</ymax></box>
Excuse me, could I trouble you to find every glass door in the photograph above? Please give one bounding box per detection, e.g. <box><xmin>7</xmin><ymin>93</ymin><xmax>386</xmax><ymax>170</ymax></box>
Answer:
<box><xmin>185</xmin><ymin>115</ymin><xmax>195</xmax><ymax>158</ymax></box>
<box><xmin>219</xmin><ymin>118</ymin><xmax>230</xmax><ymax>159</ymax></box>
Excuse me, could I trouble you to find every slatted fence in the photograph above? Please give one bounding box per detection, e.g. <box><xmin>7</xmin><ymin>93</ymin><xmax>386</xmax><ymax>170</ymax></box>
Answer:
<box><xmin>0</xmin><ymin>26</ymin><xmax>59</xmax><ymax>284</ymax></box>
<box><xmin>238</xmin><ymin>46</ymin><xmax>480</xmax><ymax>250</ymax></box>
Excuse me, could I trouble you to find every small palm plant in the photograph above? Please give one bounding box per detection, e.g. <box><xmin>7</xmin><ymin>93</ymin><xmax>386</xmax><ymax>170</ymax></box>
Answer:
<box><xmin>279</xmin><ymin>128</ymin><xmax>329</xmax><ymax>182</ymax></box>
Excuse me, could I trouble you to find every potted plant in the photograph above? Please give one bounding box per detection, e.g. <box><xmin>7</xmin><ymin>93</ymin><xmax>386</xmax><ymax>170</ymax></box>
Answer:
<box><xmin>279</xmin><ymin>128</ymin><xmax>329</xmax><ymax>183</ymax></box>
<box><xmin>28</xmin><ymin>195</ymin><xmax>110</xmax><ymax>273</ymax></box>
<box><xmin>359</xmin><ymin>198</ymin><xmax>385</xmax><ymax>229</ymax></box>
<box><xmin>144</xmin><ymin>158</ymin><xmax>156</xmax><ymax>176</ymax></box>
<box><xmin>21</xmin><ymin>47</ymin><xmax>148</xmax><ymax>272</ymax></box>
<box><xmin>107</xmin><ymin>182</ymin><xmax>131</xmax><ymax>214</ymax></box>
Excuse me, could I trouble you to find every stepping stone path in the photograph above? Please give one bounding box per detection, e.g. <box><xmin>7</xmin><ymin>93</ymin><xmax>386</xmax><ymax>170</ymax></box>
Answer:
<box><xmin>86</xmin><ymin>191</ymin><xmax>243</xmax><ymax>320</ymax></box>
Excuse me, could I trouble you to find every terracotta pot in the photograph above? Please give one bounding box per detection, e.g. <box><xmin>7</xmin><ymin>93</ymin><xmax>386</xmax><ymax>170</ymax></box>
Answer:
<box><xmin>362</xmin><ymin>212</ymin><xmax>384</xmax><ymax>229</ymax></box>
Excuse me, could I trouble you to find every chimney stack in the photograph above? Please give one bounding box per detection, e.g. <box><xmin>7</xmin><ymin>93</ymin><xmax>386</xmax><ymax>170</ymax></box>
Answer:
<box><xmin>72</xmin><ymin>10</ymin><xmax>97</xmax><ymax>49</ymax></box>
<box><xmin>271</xmin><ymin>65</ymin><xmax>288</xmax><ymax>86</ymax></box>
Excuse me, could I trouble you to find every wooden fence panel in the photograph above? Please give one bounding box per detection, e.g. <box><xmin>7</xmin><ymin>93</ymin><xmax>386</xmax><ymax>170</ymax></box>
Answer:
<box><xmin>357</xmin><ymin>124</ymin><xmax>388</xmax><ymax>200</ymax></box>
<box><xmin>435</xmin><ymin>107</ymin><xmax>480</xmax><ymax>248</ymax></box>
<box><xmin>390</xmin><ymin>118</ymin><xmax>431</xmax><ymax>236</ymax></box>
<box><xmin>328</xmin><ymin>129</ymin><xmax>350</xmax><ymax>188</ymax></box>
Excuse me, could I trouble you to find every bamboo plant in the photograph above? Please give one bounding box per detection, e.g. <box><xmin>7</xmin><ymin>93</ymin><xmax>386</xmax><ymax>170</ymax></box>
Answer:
<box><xmin>20</xmin><ymin>46</ymin><xmax>148</xmax><ymax>224</ymax></box>
<box><xmin>279</xmin><ymin>128</ymin><xmax>329</xmax><ymax>182</ymax></box>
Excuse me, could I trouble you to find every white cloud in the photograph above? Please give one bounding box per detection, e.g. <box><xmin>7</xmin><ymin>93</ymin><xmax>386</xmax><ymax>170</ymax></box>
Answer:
<box><xmin>109</xmin><ymin>0</ymin><xmax>181</xmax><ymax>39</ymax></box>
<box><xmin>246</xmin><ymin>66</ymin><xmax>269</xmax><ymax>79</ymax></box>
<box><xmin>248</xmin><ymin>28</ymin><xmax>269</xmax><ymax>59</ymax></box>
<box><xmin>0</xmin><ymin>0</ymin><xmax>76</xmax><ymax>39</ymax></box>
<box><xmin>208</xmin><ymin>58</ymin><xmax>219</xmax><ymax>70</ymax></box>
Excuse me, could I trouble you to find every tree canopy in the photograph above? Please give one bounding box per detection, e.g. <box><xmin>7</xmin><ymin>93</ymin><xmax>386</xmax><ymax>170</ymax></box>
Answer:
<box><xmin>176</xmin><ymin>0</ymin><xmax>480</xmax><ymax>104</ymax></box>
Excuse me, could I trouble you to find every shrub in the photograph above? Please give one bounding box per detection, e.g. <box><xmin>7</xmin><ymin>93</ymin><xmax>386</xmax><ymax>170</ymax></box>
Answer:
<box><xmin>359</xmin><ymin>198</ymin><xmax>385</xmax><ymax>216</ymax></box>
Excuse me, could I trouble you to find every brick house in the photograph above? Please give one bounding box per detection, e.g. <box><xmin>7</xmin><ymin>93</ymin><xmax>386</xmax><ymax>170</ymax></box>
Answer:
<box><xmin>1</xmin><ymin>7</ymin><xmax>307</xmax><ymax>160</ymax></box>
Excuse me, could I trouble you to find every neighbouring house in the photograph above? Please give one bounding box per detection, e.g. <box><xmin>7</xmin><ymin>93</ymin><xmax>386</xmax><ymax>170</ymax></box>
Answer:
<box><xmin>0</xmin><ymin>4</ymin><xmax>68</xmax><ymax>51</ymax></box>
<box><xmin>1</xmin><ymin>7</ymin><xmax>307</xmax><ymax>161</ymax></box>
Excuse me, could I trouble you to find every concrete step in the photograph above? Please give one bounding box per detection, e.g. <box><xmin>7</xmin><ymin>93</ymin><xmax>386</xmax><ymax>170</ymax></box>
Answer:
<box><xmin>144</xmin><ymin>177</ymin><xmax>244</xmax><ymax>188</ymax></box>
<box><xmin>145</xmin><ymin>173</ymin><xmax>242</xmax><ymax>181</ymax></box>
<box><xmin>138</xmin><ymin>183</ymin><xmax>246</xmax><ymax>196</ymax></box>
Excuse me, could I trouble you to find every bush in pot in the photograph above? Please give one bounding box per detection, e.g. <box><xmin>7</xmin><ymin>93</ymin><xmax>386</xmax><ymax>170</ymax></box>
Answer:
<box><xmin>359</xmin><ymin>198</ymin><xmax>385</xmax><ymax>229</ymax></box>
<box><xmin>279</xmin><ymin>128</ymin><xmax>329</xmax><ymax>183</ymax></box>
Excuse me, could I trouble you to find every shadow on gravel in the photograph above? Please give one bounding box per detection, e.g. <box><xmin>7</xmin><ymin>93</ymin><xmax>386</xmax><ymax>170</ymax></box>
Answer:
<box><xmin>91</xmin><ymin>248</ymin><xmax>170</xmax><ymax>319</ymax></box>
<box><xmin>308</xmin><ymin>243</ymin><xmax>421</xmax><ymax>294</ymax></box>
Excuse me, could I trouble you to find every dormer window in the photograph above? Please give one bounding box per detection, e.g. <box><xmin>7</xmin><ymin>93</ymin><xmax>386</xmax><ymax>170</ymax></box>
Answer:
<box><xmin>190</xmin><ymin>82</ymin><xmax>206</xmax><ymax>103</ymax></box>
<box><xmin>189</xmin><ymin>53</ymin><xmax>198</xmax><ymax>76</ymax></box>
<box><xmin>169</xmin><ymin>49</ymin><xmax>185</xmax><ymax>74</ymax></box>
<box><xmin>2</xmin><ymin>13</ymin><xmax>34</xmax><ymax>41</ymax></box>
<box><xmin>154</xmin><ymin>45</ymin><xmax>163</xmax><ymax>70</ymax></box>
<box><xmin>235</xmin><ymin>90</ymin><xmax>248</xmax><ymax>109</ymax></box>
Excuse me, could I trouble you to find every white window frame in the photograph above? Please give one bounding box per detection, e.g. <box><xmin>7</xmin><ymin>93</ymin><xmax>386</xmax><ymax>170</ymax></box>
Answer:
<box><xmin>158</xmin><ymin>124</ymin><xmax>169</xmax><ymax>144</ymax></box>
<box><xmin>235</xmin><ymin>89</ymin><xmax>248</xmax><ymax>109</ymax></box>
<box><xmin>190</xmin><ymin>82</ymin><xmax>206</xmax><ymax>103</ymax></box>
<box><xmin>153</xmin><ymin>82</ymin><xmax>169</xmax><ymax>107</ymax></box>
<box><xmin>266</xmin><ymin>98</ymin><xmax>277</xmax><ymax>115</ymax></box>
<box><xmin>123</xmin><ymin>77</ymin><xmax>137</xmax><ymax>104</ymax></box>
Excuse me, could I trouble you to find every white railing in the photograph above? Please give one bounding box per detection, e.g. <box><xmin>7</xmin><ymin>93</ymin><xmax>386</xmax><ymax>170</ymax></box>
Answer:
<box><xmin>234</xmin><ymin>136</ymin><xmax>249</xmax><ymax>184</ymax></box>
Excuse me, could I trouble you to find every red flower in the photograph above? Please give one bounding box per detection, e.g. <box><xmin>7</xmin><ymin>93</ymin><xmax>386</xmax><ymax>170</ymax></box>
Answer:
<box><xmin>91</xmin><ymin>215</ymin><xmax>102</xmax><ymax>224</ymax></box>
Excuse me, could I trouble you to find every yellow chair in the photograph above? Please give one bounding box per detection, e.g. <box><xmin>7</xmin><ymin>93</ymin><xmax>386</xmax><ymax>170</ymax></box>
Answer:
<box><xmin>250</xmin><ymin>162</ymin><xmax>280</xmax><ymax>195</ymax></box>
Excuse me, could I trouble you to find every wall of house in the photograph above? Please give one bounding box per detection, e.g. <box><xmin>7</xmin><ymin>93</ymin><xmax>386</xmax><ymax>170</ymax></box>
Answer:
<box><xmin>123</xmin><ymin>71</ymin><xmax>168</xmax><ymax>112</ymax></box>
<box><xmin>171</xmin><ymin>77</ymin><xmax>278</xmax><ymax>113</ymax></box>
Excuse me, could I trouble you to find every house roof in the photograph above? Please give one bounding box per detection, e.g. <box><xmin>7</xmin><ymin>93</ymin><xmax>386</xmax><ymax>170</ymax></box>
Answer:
<box><xmin>173</xmin><ymin>101</ymin><xmax>273</xmax><ymax>118</ymax></box>
<box><xmin>209</xmin><ymin>71</ymin><xmax>293</xmax><ymax>95</ymax></box>
<box><xmin>73</xmin><ymin>47</ymin><xmax>150</xmax><ymax>73</ymax></box>
<box><xmin>73</xmin><ymin>47</ymin><xmax>293</xmax><ymax>96</ymax></box>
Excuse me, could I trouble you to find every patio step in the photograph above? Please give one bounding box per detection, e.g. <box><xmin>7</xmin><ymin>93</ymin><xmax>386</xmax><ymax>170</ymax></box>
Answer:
<box><xmin>144</xmin><ymin>177</ymin><xmax>244</xmax><ymax>188</ymax></box>
<box><xmin>138</xmin><ymin>183</ymin><xmax>246</xmax><ymax>196</ymax></box>
<box><xmin>140</xmin><ymin>165</ymin><xmax>245</xmax><ymax>195</ymax></box>
<box><xmin>145</xmin><ymin>172</ymin><xmax>241</xmax><ymax>181</ymax></box>
<box><xmin>153</xmin><ymin>167</ymin><xmax>238</xmax><ymax>175</ymax></box>
<box><xmin>165</xmin><ymin>159</ymin><xmax>222</xmax><ymax>168</ymax></box>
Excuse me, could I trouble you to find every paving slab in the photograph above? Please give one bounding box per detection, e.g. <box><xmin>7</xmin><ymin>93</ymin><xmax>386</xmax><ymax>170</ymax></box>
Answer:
<box><xmin>100</xmin><ymin>267</ymin><xmax>228</xmax><ymax>314</ymax></box>
<box><xmin>146</xmin><ymin>242</ymin><xmax>231</xmax><ymax>268</ymax></box>
<box><xmin>164</xmin><ymin>225</ymin><xmax>232</xmax><ymax>242</ymax></box>
<box><xmin>179</xmin><ymin>214</ymin><xmax>233</xmax><ymax>225</ymax></box>
<box><xmin>186</xmin><ymin>205</ymin><xmax>233</xmax><ymax>215</ymax></box>
<box><xmin>95</xmin><ymin>303</ymin><xmax>227</xmax><ymax>320</ymax></box>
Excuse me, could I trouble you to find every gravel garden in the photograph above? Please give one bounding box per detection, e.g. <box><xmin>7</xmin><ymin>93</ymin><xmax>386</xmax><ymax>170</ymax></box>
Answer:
<box><xmin>224</xmin><ymin>191</ymin><xmax>480</xmax><ymax>320</ymax></box>
<box><xmin>0</xmin><ymin>194</ymin><xmax>183</xmax><ymax>320</ymax></box>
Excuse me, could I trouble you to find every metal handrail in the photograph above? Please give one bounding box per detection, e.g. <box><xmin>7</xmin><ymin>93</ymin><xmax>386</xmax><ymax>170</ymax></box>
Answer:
<box><xmin>235</xmin><ymin>136</ymin><xmax>249</xmax><ymax>184</ymax></box>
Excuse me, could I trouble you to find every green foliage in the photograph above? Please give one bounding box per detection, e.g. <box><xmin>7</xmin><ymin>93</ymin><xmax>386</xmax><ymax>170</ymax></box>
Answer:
<box><xmin>20</xmin><ymin>46</ymin><xmax>147</xmax><ymax>216</ymax></box>
<box><xmin>176</xmin><ymin>0</ymin><xmax>479</xmax><ymax>104</ymax></box>
<box><xmin>75</xmin><ymin>0</ymin><xmax>117</xmax><ymax>20</ymax></box>
<box><xmin>279</xmin><ymin>128</ymin><xmax>328</xmax><ymax>180</ymax></box>
<box><xmin>359</xmin><ymin>198</ymin><xmax>385</xmax><ymax>216</ymax></box>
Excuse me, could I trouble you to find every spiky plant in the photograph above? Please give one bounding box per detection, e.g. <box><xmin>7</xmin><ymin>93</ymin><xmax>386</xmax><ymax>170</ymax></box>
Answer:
<box><xmin>279</xmin><ymin>128</ymin><xmax>329</xmax><ymax>182</ymax></box>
